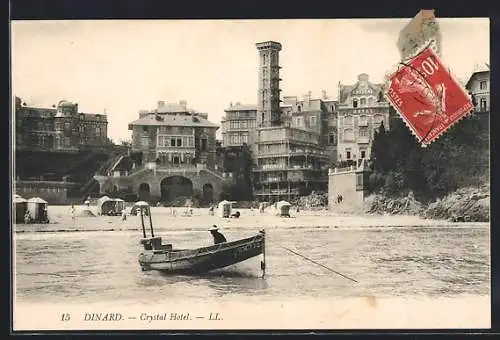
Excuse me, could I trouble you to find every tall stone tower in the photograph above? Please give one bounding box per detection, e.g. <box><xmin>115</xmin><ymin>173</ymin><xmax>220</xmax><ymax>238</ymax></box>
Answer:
<box><xmin>256</xmin><ymin>41</ymin><xmax>282</xmax><ymax>127</ymax></box>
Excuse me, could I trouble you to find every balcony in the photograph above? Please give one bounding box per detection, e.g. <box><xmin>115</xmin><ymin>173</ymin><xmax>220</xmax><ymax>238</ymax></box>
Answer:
<box><xmin>254</xmin><ymin>188</ymin><xmax>300</xmax><ymax>196</ymax></box>
<box><xmin>358</xmin><ymin>136</ymin><xmax>370</xmax><ymax>144</ymax></box>
<box><xmin>252</xmin><ymin>164</ymin><xmax>323</xmax><ymax>172</ymax></box>
<box><xmin>257</xmin><ymin>149</ymin><xmax>331</xmax><ymax>159</ymax></box>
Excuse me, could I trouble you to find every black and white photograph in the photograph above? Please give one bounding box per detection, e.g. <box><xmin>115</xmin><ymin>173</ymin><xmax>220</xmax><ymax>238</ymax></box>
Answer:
<box><xmin>11</xmin><ymin>13</ymin><xmax>490</xmax><ymax>330</ymax></box>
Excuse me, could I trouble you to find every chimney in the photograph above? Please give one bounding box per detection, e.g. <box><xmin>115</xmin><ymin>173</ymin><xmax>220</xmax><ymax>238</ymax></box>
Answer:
<box><xmin>179</xmin><ymin>100</ymin><xmax>187</xmax><ymax>110</ymax></box>
<box><xmin>230</xmin><ymin>102</ymin><xmax>233</xmax><ymax>107</ymax></box>
<box><xmin>157</xmin><ymin>101</ymin><xmax>165</xmax><ymax>108</ymax></box>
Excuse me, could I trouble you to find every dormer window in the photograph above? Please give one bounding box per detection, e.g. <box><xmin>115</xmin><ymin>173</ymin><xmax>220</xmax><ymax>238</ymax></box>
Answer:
<box><xmin>353</xmin><ymin>99</ymin><xmax>358</xmax><ymax>108</ymax></box>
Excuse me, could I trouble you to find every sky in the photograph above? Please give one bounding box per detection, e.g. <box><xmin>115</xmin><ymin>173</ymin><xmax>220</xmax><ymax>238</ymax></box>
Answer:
<box><xmin>11</xmin><ymin>18</ymin><xmax>489</xmax><ymax>142</ymax></box>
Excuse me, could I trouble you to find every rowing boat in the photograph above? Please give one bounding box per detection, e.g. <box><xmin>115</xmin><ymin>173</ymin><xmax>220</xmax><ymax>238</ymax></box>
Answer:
<box><xmin>135</xmin><ymin>201</ymin><xmax>266</xmax><ymax>274</ymax></box>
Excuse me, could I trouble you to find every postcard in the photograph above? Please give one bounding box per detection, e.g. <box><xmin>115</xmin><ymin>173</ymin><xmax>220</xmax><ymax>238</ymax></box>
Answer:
<box><xmin>11</xmin><ymin>14</ymin><xmax>490</xmax><ymax>331</ymax></box>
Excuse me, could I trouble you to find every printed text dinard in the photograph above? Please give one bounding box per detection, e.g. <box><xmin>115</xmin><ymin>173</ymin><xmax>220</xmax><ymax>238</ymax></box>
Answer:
<box><xmin>63</xmin><ymin>312</ymin><xmax>223</xmax><ymax>322</ymax></box>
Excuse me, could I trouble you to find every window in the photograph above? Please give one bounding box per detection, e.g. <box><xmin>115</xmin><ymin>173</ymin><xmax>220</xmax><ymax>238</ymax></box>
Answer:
<box><xmin>141</xmin><ymin>137</ymin><xmax>149</xmax><ymax>148</ymax></box>
<box><xmin>360</xmin><ymin>98</ymin><xmax>366</xmax><ymax>106</ymax></box>
<box><xmin>65</xmin><ymin>122</ymin><xmax>71</xmax><ymax>130</ymax></box>
<box><xmin>361</xmin><ymin>150</ymin><xmax>366</xmax><ymax>158</ymax></box>
<box><xmin>480</xmin><ymin>98</ymin><xmax>487</xmax><ymax>111</ymax></box>
<box><xmin>96</xmin><ymin>127</ymin><xmax>101</xmax><ymax>136</ymax></box>
<box><xmin>64</xmin><ymin>137</ymin><xmax>71</xmax><ymax>146</ymax></box>
<box><xmin>353</xmin><ymin>99</ymin><xmax>358</xmax><ymax>108</ymax></box>
<box><xmin>310</xmin><ymin>116</ymin><xmax>317</xmax><ymax>126</ymax></box>
<box><xmin>297</xmin><ymin>105</ymin><xmax>301</xmax><ymax>112</ymax></box>
<box><xmin>241</xmin><ymin>133</ymin><xmax>249</xmax><ymax>144</ymax></box>
<box><xmin>230</xmin><ymin>121</ymin><xmax>239</xmax><ymax>129</ymax></box>
<box><xmin>346</xmin><ymin>150</ymin><xmax>351</xmax><ymax>159</ymax></box>
<box><xmin>329</xmin><ymin>134</ymin><xmax>335</xmax><ymax>145</ymax></box>
<box><xmin>359</xmin><ymin>115</ymin><xmax>368</xmax><ymax>126</ymax></box>
<box><xmin>188</xmin><ymin>136</ymin><xmax>194</xmax><ymax>147</ymax></box>
<box><xmin>170</xmin><ymin>138</ymin><xmax>176</xmax><ymax>147</ymax></box>
<box><xmin>263</xmin><ymin>54</ymin><xmax>267</xmax><ymax>63</ymax></box>
<box><xmin>201</xmin><ymin>138</ymin><xmax>208</xmax><ymax>151</ymax></box>
<box><xmin>368</xmin><ymin>97</ymin><xmax>374</xmax><ymax>105</ymax></box>
<box><xmin>359</xmin><ymin>127</ymin><xmax>369</xmax><ymax>137</ymax></box>
<box><xmin>344</xmin><ymin>115</ymin><xmax>353</xmax><ymax>125</ymax></box>
<box><xmin>344</xmin><ymin>128</ymin><xmax>354</xmax><ymax>141</ymax></box>
<box><xmin>356</xmin><ymin>173</ymin><xmax>363</xmax><ymax>188</ymax></box>
<box><xmin>373</xmin><ymin>114</ymin><xmax>384</xmax><ymax>127</ymax></box>
<box><xmin>79</xmin><ymin>125</ymin><xmax>84</xmax><ymax>133</ymax></box>
<box><xmin>142</xmin><ymin>126</ymin><xmax>148</xmax><ymax>132</ymax></box>
<box><xmin>240</xmin><ymin>120</ymin><xmax>248</xmax><ymax>129</ymax></box>
<box><xmin>480</xmin><ymin>81</ymin><xmax>487</xmax><ymax>90</ymax></box>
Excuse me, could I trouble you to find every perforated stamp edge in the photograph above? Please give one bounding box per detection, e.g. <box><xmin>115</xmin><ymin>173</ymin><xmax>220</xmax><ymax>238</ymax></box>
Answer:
<box><xmin>383</xmin><ymin>39</ymin><xmax>475</xmax><ymax>148</ymax></box>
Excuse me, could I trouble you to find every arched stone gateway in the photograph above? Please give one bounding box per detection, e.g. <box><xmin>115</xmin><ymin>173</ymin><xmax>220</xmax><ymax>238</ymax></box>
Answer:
<box><xmin>202</xmin><ymin>183</ymin><xmax>214</xmax><ymax>203</ymax></box>
<box><xmin>138</xmin><ymin>183</ymin><xmax>150</xmax><ymax>201</ymax></box>
<box><xmin>160</xmin><ymin>176</ymin><xmax>193</xmax><ymax>202</ymax></box>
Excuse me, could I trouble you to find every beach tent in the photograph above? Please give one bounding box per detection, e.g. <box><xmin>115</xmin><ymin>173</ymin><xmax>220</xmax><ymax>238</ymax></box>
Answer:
<box><xmin>218</xmin><ymin>200</ymin><xmax>232</xmax><ymax>218</ymax></box>
<box><xmin>114</xmin><ymin>198</ymin><xmax>125</xmax><ymax>214</ymax></box>
<box><xmin>276</xmin><ymin>200</ymin><xmax>291</xmax><ymax>217</ymax></box>
<box><xmin>96</xmin><ymin>196</ymin><xmax>111</xmax><ymax>215</ymax></box>
<box><xmin>97</xmin><ymin>197</ymin><xmax>124</xmax><ymax>216</ymax></box>
<box><xmin>13</xmin><ymin>194</ymin><xmax>28</xmax><ymax>224</ymax></box>
<box><xmin>27</xmin><ymin>197</ymin><xmax>49</xmax><ymax>223</ymax></box>
<box><xmin>78</xmin><ymin>208</ymin><xmax>96</xmax><ymax>217</ymax></box>
<box><xmin>131</xmin><ymin>201</ymin><xmax>150</xmax><ymax>216</ymax></box>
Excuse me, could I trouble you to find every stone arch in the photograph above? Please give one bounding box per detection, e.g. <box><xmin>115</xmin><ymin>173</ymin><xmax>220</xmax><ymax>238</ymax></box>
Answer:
<box><xmin>160</xmin><ymin>176</ymin><xmax>193</xmax><ymax>202</ymax></box>
<box><xmin>202</xmin><ymin>183</ymin><xmax>214</xmax><ymax>203</ymax></box>
<box><xmin>138</xmin><ymin>182</ymin><xmax>150</xmax><ymax>201</ymax></box>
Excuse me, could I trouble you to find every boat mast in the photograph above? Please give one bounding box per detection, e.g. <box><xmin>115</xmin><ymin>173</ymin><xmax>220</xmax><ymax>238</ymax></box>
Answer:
<box><xmin>148</xmin><ymin>206</ymin><xmax>155</xmax><ymax>237</ymax></box>
<box><xmin>140</xmin><ymin>206</ymin><xmax>146</xmax><ymax>238</ymax></box>
<box><xmin>261</xmin><ymin>229</ymin><xmax>266</xmax><ymax>278</ymax></box>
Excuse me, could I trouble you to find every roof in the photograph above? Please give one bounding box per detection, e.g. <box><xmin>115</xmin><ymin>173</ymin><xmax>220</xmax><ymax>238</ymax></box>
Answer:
<box><xmin>338</xmin><ymin>75</ymin><xmax>383</xmax><ymax>104</ymax></box>
<box><xmin>225</xmin><ymin>104</ymin><xmax>258</xmax><ymax>111</ymax></box>
<box><xmin>129</xmin><ymin>113</ymin><xmax>218</xmax><ymax>129</ymax></box>
<box><xmin>14</xmin><ymin>195</ymin><xmax>27</xmax><ymax>203</ymax></box>
<box><xmin>465</xmin><ymin>69</ymin><xmax>490</xmax><ymax>89</ymax></box>
<box><xmin>28</xmin><ymin>197</ymin><xmax>48</xmax><ymax>204</ymax></box>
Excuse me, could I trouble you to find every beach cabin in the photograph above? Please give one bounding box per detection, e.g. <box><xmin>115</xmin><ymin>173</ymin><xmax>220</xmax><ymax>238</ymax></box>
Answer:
<box><xmin>277</xmin><ymin>200</ymin><xmax>291</xmax><ymax>217</ymax></box>
<box><xmin>218</xmin><ymin>200</ymin><xmax>232</xmax><ymax>218</ymax></box>
<box><xmin>97</xmin><ymin>197</ymin><xmax>124</xmax><ymax>216</ymax></box>
<box><xmin>27</xmin><ymin>197</ymin><xmax>49</xmax><ymax>223</ymax></box>
<box><xmin>14</xmin><ymin>194</ymin><xmax>28</xmax><ymax>224</ymax></box>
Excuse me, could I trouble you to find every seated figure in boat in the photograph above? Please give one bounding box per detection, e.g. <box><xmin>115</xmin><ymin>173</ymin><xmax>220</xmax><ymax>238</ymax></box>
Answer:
<box><xmin>209</xmin><ymin>225</ymin><xmax>227</xmax><ymax>244</ymax></box>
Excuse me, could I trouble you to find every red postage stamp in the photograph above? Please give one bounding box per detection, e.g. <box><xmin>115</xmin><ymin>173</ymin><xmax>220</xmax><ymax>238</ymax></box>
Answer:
<box><xmin>385</xmin><ymin>43</ymin><xmax>473</xmax><ymax>146</ymax></box>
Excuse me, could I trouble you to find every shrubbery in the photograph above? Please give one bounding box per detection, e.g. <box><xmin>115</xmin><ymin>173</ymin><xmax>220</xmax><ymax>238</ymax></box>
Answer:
<box><xmin>369</xmin><ymin>112</ymin><xmax>489</xmax><ymax>202</ymax></box>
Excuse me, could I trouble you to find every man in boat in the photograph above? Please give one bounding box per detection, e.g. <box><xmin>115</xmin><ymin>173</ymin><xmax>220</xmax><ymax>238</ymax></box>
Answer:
<box><xmin>209</xmin><ymin>225</ymin><xmax>227</xmax><ymax>244</ymax></box>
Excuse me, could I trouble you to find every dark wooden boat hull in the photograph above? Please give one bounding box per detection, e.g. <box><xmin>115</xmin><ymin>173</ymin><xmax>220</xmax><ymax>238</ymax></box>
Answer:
<box><xmin>138</xmin><ymin>233</ymin><xmax>264</xmax><ymax>274</ymax></box>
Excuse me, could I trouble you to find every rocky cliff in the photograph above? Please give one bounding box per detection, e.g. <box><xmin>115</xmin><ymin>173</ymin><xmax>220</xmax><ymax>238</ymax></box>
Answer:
<box><xmin>365</xmin><ymin>184</ymin><xmax>490</xmax><ymax>222</ymax></box>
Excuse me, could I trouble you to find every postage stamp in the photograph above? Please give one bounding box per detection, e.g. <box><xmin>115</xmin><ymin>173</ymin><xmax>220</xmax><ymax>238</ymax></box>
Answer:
<box><xmin>384</xmin><ymin>41</ymin><xmax>474</xmax><ymax>146</ymax></box>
